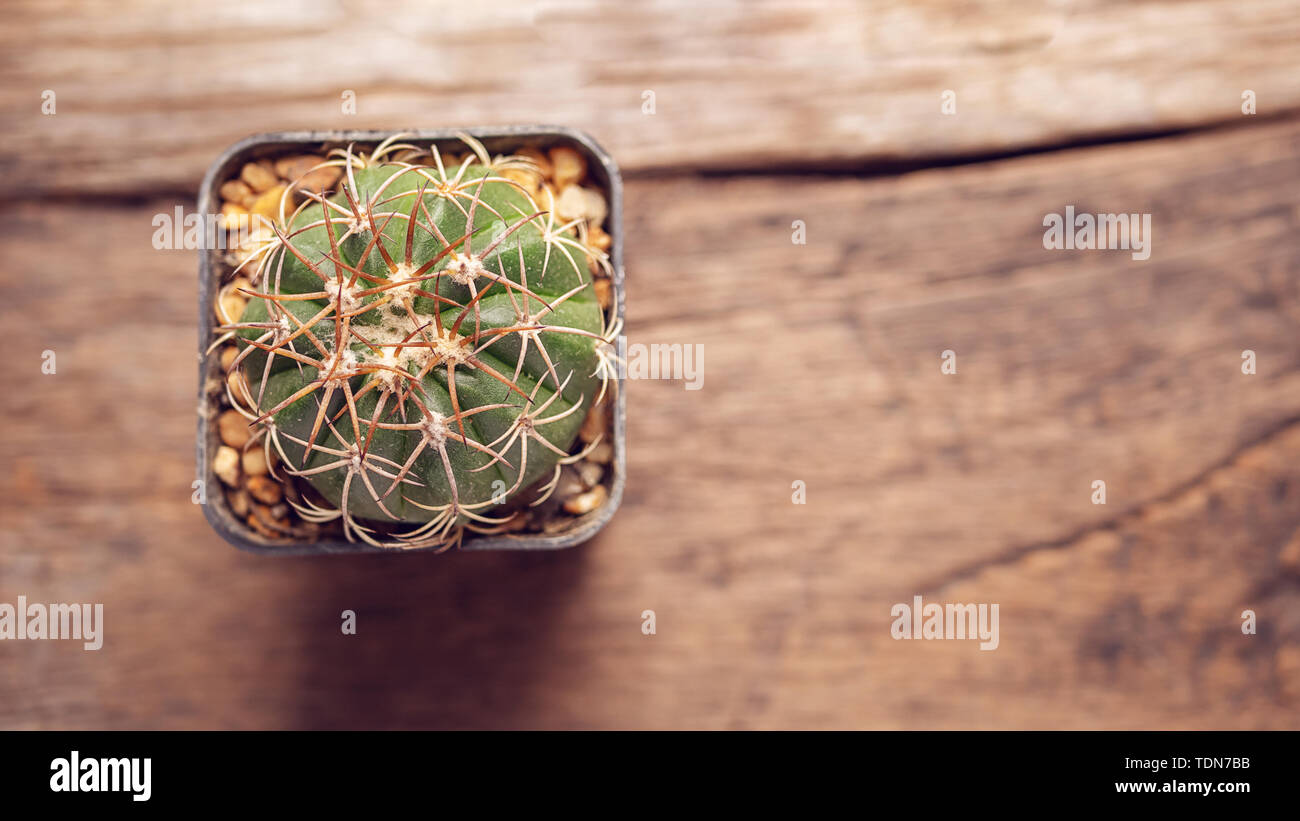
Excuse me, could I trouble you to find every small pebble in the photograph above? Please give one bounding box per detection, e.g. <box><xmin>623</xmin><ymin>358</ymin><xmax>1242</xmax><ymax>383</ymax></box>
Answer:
<box><xmin>280</xmin><ymin>477</ymin><xmax>303</xmax><ymax>506</ymax></box>
<box><xmin>298</xmin><ymin>165</ymin><xmax>342</xmax><ymax>195</ymax></box>
<box><xmin>553</xmin><ymin>466</ymin><xmax>585</xmax><ymax>502</ymax></box>
<box><xmin>273</xmin><ymin>154</ymin><xmax>326</xmax><ymax>182</ymax></box>
<box><xmin>579</xmin><ymin>403</ymin><xmax>606</xmax><ymax>443</ymax></box>
<box><xmin>542</xmin><ymin>516</ymin><xmax>572</xmax><ymax>534</ymax></box>
<box><xmin>549</xmin><ymin>146</ymin><xmax>586</xmax><ymax>188</ymax></box>
<box><xmin>563</xmin><ymin>484</ymin><xmax>607</xmax><ymax>515</ymax></box>
<box><xmin>220</xmin><ymin>180</ymin><xmax>257</xmax><ymax>208</ymax></box>
<box><xmin>220</xmin><ymin>202</ymin><xmax>249</xmax><ymax>231</ymax></box>
<box><xmin>500</xmin><ymin>166</ymin><xmax>542</xmax><ymax>198</ymax></box>
<box><xmin>247</xmin><ymin>506</ymin><xmax>281</xmax><ymax>538</ymax></box>
<box><xmin>242</xmin><ymin>447</ymin><xmax>269</xmax><ymax>477</ymax></box>
<box><xmin>219</xmin><ymin>346</ymin><xmax>238</xmax><ymax>371</ymax></box>
<box><xmin>587</xmin><ymin>224</ymin><xmax>612</xmax><ymax>251</ymax></box>
<box><xmin>576</xmin><ymin>461</ymin><xmax>603</xmax><ymax>489</ymax></box>
<box><xmin>218</xmin><ymin>410</ymin><xmax>252</xmax><ymax>448</ymax></box>
<box><xmin>240</xmin><ymin>161</ymin><xmax>279</xmax><ymax>193</ymax></box>
<box><xmin>217</xmin><ymin>291</ymin><xmax>246</xmax><ymax>324</ymax></box>
<box><xmin>247</xmin><ymin>475</ymin><xmax>283</xmax><ymax>505</ymax></box>
<box><xmin>226</xmin><ymin>369</ymin><xmax>249</xmax><ymax>404</ymax></box>
<box><xmin>213</xmin><ymin>446</ymin><xmax>241</xmax><ymax>487</ymax></box>
<box><xmin>555</xmin><ymin>185</ymin><xmax>607</xmax><ymax>226</ymax></box>
<box><xmin>516</xmin><ymin>147</ymin><xmax>553</xmax><ymax>179</ymax></box>
<box><xmin>227</xmin><ymin>488</ymin><xmax>250</xmax><ymax>518</ymax></box>
<box><xmin>249</xmin><ymin>183</ymin><xmax>286</xmax><ymax>224</ymax></box>
<box><xmin>275</xmin><ymin>155</ymin><xmax>340</xmax><ymax>196</ymax></box>
<box><xmin>588</xmin><ymin>441</ymin><xmax>613</xmax><ymax>465</ymax></box>
<box><xmin>593</xmin><ymin>278</ymin><xmax>612</xmax><ymax>310</ymax></box>
<box><xmin>216</xmin><ymin>276</ymin><xmax>252</xmax><ymax>324</ymax></box>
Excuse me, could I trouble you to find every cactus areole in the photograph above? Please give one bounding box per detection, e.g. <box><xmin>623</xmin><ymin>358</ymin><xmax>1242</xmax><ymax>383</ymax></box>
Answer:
<box><xmin>224</xmin><ymin>136</ymin><xmax>616</xmax><ymax>550</ymax></box>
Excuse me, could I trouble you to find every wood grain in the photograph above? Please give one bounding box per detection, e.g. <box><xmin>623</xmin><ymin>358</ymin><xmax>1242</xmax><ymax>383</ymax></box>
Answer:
<box><xmin>2</xmin><ymin>115</ymin><xmax>1298</xmax><ymax>728</ymax></box>
<box><xmin>4</xmin><ymin>0</ymin><xmax>1300</xmax><ymax>195</ymax></box>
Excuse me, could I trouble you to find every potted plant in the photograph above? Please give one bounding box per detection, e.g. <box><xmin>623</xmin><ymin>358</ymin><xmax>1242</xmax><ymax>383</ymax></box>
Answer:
<box><xmin>196</xmin><ymin>127</ymin><xmax>625</xmax><ymax>553</ymax></box>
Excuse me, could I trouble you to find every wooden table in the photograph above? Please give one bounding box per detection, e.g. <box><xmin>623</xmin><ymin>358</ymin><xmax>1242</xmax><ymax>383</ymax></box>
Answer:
<box><xmin>2</xmin><ymin>0</ymin><xmax>1299</xmax><ymax>729</ymax></box>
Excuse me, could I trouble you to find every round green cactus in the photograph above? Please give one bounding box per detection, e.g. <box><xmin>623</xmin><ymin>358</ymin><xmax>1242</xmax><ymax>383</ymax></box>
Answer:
<box><xmin>222</xmin><ymin>136</ymin><xmax>615</xmax><ymax>549</ymax></box>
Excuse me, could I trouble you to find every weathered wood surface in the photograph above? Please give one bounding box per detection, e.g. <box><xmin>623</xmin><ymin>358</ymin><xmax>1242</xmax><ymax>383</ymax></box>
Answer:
<box><xmin>4</xmin><ymin>0</ymin><xmax>1300</xmax><ymax>195</ymax></box>
<box><xmin>2</xmin><ymin>112</ymin><xmax>1299</xmax><ymax>728</ymax></box>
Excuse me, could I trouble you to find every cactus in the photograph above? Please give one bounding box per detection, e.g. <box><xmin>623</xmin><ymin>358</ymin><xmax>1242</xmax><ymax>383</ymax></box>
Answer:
<box><xmin>218</xmin><ymin>135</ymin><xmax>618</xmax><ymax>549</ymax></box>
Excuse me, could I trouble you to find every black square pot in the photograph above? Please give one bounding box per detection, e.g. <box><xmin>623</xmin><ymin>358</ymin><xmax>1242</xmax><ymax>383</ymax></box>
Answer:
<box><xmin>196</xmin><ymin>126</ymin><xmax>625</xmax><ymax>554</ymax></box>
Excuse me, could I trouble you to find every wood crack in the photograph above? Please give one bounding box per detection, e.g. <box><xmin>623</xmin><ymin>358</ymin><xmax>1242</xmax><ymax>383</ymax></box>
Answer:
<box><xmin>917</xmin><ymin>410</ymin><xmax>1300</xmax><ymax>594</ymax></box>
